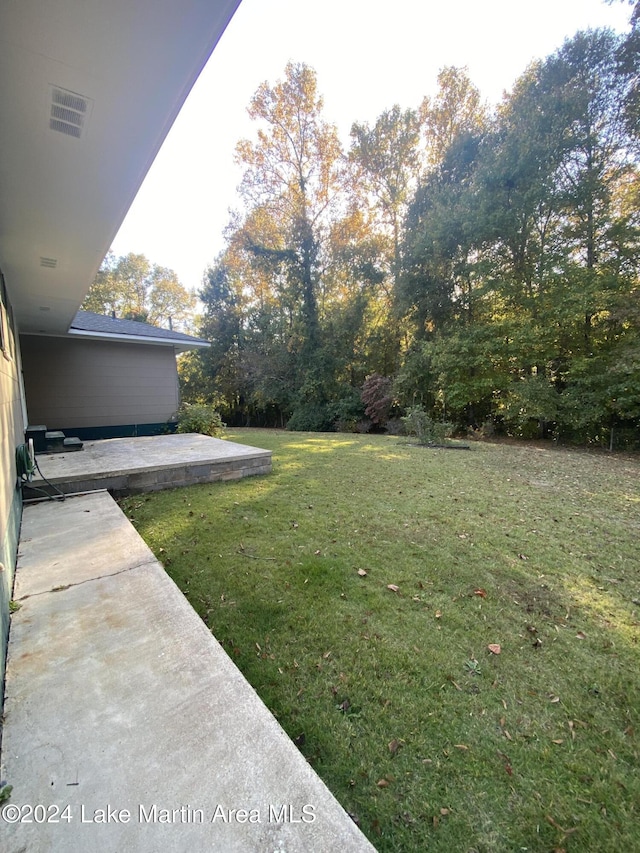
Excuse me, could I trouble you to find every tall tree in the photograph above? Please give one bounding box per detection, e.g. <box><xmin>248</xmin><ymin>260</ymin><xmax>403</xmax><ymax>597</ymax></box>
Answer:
<box><xmin>349</xmin><ymin>106</ymin><xmax>424</xmax><ymax>289</ymax></box>
<box><xmin>420</xmin><ymin>66</ymin><xmax>487</xmax><ymax>167</ymax></box>
<box><xmin>83</xmin><ymin>252</ymin><xmax>195</xmax><ymax>330</ymax></box>
<box><xmin>235</xmin><ymin>62</ymin><xmax>343</xmax><ymax>364</ymax></box>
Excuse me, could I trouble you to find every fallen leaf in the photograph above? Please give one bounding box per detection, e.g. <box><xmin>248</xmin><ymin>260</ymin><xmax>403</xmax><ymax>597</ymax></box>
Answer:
<box><xmin>504</xmin><ymin>763</ymin><xmax>513</xmax><ymax>776</ymax></box>
<box><xmin>549</xmin><ymin>695</ymin><xmax>561</xmax><ymax>703</ymax></box>
<box><xmin>435</xmin><ymin>609</ymin><xmax>442</xmax><ymax>618</ymax></box>
<box><xmin>474</xmin><ymin>588</ymin><xmax>487</xmax><ymax>598</ymax></box>
<box><xmin>388</xmin><ymin>738</ymin><xmax>401</xmax><ymax>755</ymax></box>
<box><xmin>518</xmin><ymin>554</ymin><xmax>528</xmax><ymax>560</ymax></box>
<box><xmin>552</xmin><ymin>738</ymin><xmax>564</xmax><ymax>744</ymax></box>
<box><xmin>387</xmin><ymin>584</ymin><xmax>399</xmax><ymax>593</ymax></box>
<box><xmin>357</xmin><ymin>568</ymin><xmax>368</xmax><ymax>577</ymax></box>
<box><xmin>376</xmin><ymin>779</ymin><xmax>389</xmax><ymax>788</ymax></box>
<box><xmin>454</xmin><ymin>744</ymin><xmax>469</xmax><ymax>750</ymax></box>
<box><xmin>488</xmin><ymin>643</ymin><xmax>502</xmax><ymax>655</ymax></box>
<box><xmin>576</xmin><ymin>631</ymin><xmax>587</xmax><ymax>640</ymax></box>
<box><xmin>314</xmin><ymin>549</ymin><xmax>321</xmax><ymax>555</ymax></box>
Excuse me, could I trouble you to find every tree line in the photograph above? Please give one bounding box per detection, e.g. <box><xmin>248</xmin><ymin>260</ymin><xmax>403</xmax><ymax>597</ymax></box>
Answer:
<box><xmin>83</xmin><ymin>251</ymin><xmax>196</xmax><ymax>332</ymax></box>
<box><xmin>97</xmin><ymin>12</ymin><xmax>640</xmax><ymax>445</ymax></box>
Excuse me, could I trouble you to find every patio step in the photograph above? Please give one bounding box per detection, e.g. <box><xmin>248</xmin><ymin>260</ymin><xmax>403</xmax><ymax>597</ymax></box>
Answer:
<box><xmin>3</xmin><ymin>492</ymin><xmax>376</xmax><ymax>852</ymax></box>
<box><xmin>44</xmin><ymin>429</ymin><xmax>83</xmax><ymax>453</ymax></box>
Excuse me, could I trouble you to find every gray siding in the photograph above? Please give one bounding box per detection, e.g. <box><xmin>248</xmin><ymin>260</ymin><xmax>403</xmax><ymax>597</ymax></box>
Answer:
<box><xmin>21</xmin><ymin>336</ymin><xmax>180</xmax><ymax>429</ymax></box>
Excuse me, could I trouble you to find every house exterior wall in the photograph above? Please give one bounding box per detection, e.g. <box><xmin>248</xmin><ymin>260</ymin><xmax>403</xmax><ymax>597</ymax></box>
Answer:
<box><xmin>0</xmin><ymin>276</ymin><xmax>25</xmax><ymax>680</ymax></box>
<box><xmin>20</xmin><ymin>336</ymin><xmax>180</xmax><ymax>434</ymax></box>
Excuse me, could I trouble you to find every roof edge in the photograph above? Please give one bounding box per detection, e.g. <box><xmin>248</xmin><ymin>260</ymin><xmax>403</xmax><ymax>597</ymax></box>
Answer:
<box><xmin>22</xmin><ymin>328</ymin><xmax>210</xmax><ymax>352</ymax></box>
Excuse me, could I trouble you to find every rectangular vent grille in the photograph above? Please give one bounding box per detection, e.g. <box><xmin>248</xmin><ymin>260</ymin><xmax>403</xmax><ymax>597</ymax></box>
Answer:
<box><xmin>39</xmin><ymin>257</ymin><xmax>58</xmax><ymax>269</ymax></box>
<box><xmin>49</xmin><ymin>87</ymin><xmax>90</xmax><ymax>139</ymax></box>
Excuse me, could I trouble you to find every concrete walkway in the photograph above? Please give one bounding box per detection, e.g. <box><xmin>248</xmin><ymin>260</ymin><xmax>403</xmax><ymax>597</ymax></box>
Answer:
<box><xmin>2</xmin><ymin>492</ymin><xmax>376</xmax><ymax>852</ymax></box>
<box><xmin>27</xmin><ymin>433</ymin><xmax>272</xmax><ymax>497</ymax></box>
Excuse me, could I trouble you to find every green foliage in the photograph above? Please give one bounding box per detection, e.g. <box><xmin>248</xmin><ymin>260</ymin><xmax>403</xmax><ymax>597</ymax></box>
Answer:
<box><xmin>82</xmin><ymin>252</ymin><xmax>196</xmax><ymax>331</ymax></box>
<box><xmin>175</xmin><ymin>403</ymin><xmax>225</xmax><ymax>437</ymax></box>
<box><xmin>286</xmin><ymin>403</ymin><xmax>335</xmax><ymax>432</ymax></box>
<box><xmin>191</xmin><ymin>32</ymin><xmax>639</xmax><ymax>443</ymax></box>
<box><xmin>498</xmin><ymin>374</ymin><xmax>561</xmax><ymax>436</ymax></box>
<box><xmin>330</xmin><ymin>389</ymin><xmax>366</xmax><ymax>432</ymax></box>
<box><xmin>401</xmin><ymin>404</ymin><xmax>454</xmax><ymax>444</ymax></box>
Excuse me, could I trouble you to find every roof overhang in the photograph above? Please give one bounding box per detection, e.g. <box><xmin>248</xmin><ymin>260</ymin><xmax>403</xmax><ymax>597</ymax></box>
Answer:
<box><xmin>67</xmin><ymin>327</ymin><xmax>210</xmax><ymax>353</ymax></box>
<box><xmin>21</xmin><ymin>328</ymin><xmax>210</xmax><ymax>354</ymax></box>
<box><xmin>0</xmin><ymin>0</ymin><xmax>241</xmax><ymax>335</ymax></box>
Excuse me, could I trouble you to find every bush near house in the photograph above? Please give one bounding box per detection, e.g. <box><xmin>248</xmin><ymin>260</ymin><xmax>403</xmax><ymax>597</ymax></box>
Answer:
<box><xmin>175</xmin><ymin>403</ymin><xmax>225</xmax><ymax>437</ymax></box>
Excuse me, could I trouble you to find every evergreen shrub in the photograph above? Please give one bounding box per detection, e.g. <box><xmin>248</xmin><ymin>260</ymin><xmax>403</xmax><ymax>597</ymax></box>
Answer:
<box><xmin>401</xmin><ymin>405</ymin><xmax>453</xmax><ymax>444</ymax></box>
<box><xmin>286</xmin><ymin>404</ymin><xmax>335</xmax><ymax>432</ymax></box>
<box><xmin>176</xmin><ymin>403</ymin><xmax>225</xmax><ymax>437</ymax></box>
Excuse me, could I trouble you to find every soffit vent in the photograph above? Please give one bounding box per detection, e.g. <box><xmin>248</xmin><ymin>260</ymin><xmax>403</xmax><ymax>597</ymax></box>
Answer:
<box><xmin>49</xmin><ymin>87</ymin><xmax>91</xmax><ymax>139</ymax></box>
<box><xmin>39</xmin><ymin>257</ymin><xmax>58</xmax><ymax>269</ymax></box>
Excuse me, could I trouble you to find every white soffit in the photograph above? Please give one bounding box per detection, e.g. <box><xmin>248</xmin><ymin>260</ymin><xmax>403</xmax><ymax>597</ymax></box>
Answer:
<box><xmin>0</xmin><ymin>0</ymin><xmax>241</xmax><ymax>334</ymax></box>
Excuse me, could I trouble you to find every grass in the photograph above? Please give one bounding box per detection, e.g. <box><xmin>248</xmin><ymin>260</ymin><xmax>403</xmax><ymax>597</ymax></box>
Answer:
<box><xmin>120</xmin><ymin>429</ymin><xmax>640</xmax><ymax>852</ymax></box>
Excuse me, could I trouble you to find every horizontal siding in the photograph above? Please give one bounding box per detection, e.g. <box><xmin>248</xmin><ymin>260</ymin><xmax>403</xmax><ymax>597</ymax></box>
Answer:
<box><xmin>1</xmin><ymin>291</ymin><xmax>24</xmax><ymax>683</ymax></box>
<box><xmin>21</xmin><ymin>336</ymin><xmax>180</xmax><ymax>429</ymax></box>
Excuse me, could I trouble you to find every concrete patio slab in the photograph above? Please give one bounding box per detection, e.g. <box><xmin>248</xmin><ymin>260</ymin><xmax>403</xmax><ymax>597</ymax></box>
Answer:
<box><xmin>26</xmin><ymin>433</ymin><xmax>272</xmax><ymax>497</ymax></box>
<box><xmin>2</xmin><ymin>492</ymin><xmax>376</xmax><ymax>853</ymax></box>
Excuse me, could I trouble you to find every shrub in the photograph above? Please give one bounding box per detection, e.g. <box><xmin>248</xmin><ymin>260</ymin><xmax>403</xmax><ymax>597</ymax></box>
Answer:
<box><xmin>176</xmin><ymin>403</ymin><xmax>225</xmax><ymax>437</ymax></box>
<box><xmin>401</xmin><ymin>405</ymin><xmax>453</xmax><ymax>445</ymax></box>
<box><xmin>361</xmin><ymin>374</ymin><xmax>393</xmax><ymax>426</ymax></box>
<box><xmin>384</xmin><ymin>418</ymin><xmax>405</xmax><ymax>436</ymax></box>
<box><xmin>331</xmin><ymin>390</ymin><xmax>367</xmax><ymax>433</ymax></box>
<box><xmin>286</xmin><ymin>404</ymin><xmax>335</xmax><ymax>432</ymax></box>
<box><xmin>355</xmin><ymin>418</ymin><xmax>373</xmax><ymax>434</ymax></box>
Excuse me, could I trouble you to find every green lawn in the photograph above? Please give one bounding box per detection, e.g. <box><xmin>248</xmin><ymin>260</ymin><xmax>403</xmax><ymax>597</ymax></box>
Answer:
<box><xmin>121</xmin><ymin>430</ymin><xmax>640</xmax><ymax>852</ymax></box>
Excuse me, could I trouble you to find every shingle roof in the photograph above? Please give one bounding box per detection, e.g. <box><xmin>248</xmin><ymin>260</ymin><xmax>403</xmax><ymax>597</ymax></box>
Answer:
<box><xmin>70</xmin><ymin>310</ymin><xmax>209</xmax><ymax>347</ymax></box>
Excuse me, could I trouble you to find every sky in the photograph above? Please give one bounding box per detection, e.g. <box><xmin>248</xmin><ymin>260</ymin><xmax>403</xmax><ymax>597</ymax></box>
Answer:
<box><xmin>111</xmin><ymin>0</ymin><xmax>632</xmax><ymax>295</ymax></box>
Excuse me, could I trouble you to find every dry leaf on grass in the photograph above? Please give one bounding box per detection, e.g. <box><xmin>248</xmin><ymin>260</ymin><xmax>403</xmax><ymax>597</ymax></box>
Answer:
<box><xmin>388</xmin><ymin>738</ymin><xmax>402</xmax><ymax>755</ymax></box>
<box><xmin>488</xmin><ymin>643</ymin><xmax>502</xmax><ymax>655</ymax></box>
<box><xmin>387</xmin><ymin>584</ymin><xmax>399</xmax><ymax>593</ymax></box>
